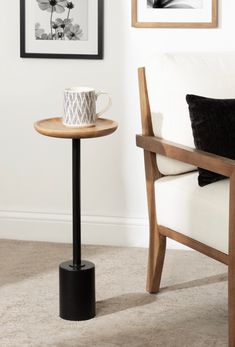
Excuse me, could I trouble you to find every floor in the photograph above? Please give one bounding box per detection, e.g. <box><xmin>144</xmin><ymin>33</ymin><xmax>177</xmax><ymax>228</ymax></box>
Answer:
<box><xmin>0</xmin><ymin>239</ymin><xmax>228</xmax><ymax>347</ymax></box>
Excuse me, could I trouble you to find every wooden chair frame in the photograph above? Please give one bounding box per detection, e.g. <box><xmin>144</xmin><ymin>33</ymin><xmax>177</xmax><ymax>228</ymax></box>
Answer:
<box><xmin>136</xmin><ymin>67</ymin><xmax>235</xmax><ymax>347</ymax></box>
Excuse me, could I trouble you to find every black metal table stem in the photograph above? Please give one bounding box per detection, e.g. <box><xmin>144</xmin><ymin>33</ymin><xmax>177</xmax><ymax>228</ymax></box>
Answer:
<box><xmin>72</xmin><ymin>139</ymin><xmax>81</xmax><ymax>268</ymax></box>
<box><xmin>59</xmin><ymin>139</ymin><xmax>95</xmax><ymax>321</ymax></box>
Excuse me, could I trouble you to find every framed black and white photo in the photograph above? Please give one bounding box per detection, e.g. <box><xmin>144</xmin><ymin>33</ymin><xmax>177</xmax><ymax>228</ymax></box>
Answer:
<box><xmin>20</xmin><ymin>0</ymin><xmax>103</xmax><ymax>59</ymax></box>
<box><xmin>132</xmin><ymin>0</ymin><xmax>217</xmax><ymax>28</ymax></box>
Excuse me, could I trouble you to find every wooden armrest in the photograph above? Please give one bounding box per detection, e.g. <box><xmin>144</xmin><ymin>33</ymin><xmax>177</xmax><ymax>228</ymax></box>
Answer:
<box><xmin>136</xmin><ymin>134</ymin><xmax>235</xmax><ymax>177</ymax></box>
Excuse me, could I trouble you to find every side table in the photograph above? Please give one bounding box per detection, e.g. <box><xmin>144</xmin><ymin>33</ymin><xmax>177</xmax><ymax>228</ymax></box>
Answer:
<box><xmin>34</xmin><ymin>117</ymin><xmax>118</xmax><ymax>321</ymax></box>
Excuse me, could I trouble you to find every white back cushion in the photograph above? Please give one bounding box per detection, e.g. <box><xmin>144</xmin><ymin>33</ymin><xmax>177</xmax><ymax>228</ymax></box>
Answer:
<box><xmin>146</xmin><ymin>52</ymin><xmax>235</xmax><ymax>175</ymax></box>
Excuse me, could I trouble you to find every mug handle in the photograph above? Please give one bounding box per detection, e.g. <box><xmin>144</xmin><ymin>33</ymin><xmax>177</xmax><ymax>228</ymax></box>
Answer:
<box><xmin>96</xmin><ymin>92</ymin><xmax>112</xmax><ymax>118</ymax></box>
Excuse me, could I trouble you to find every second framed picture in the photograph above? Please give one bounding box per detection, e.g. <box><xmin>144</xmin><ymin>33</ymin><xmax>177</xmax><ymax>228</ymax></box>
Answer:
<box><xmin>132</xmin><ymin>0</ymin><xmax>218</xmax><ymax>28</ymax></box>
<box><xmin>20</xmin><ymin>0</ymin><xmax>104</xmax><ymax>59</ymax></box>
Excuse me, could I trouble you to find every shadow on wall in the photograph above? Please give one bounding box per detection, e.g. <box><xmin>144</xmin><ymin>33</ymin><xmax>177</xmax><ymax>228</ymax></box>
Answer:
<box><xmin>81</xmin><ymin>0</ymin><xmax>129</xmax><ymax>242</ymax></box>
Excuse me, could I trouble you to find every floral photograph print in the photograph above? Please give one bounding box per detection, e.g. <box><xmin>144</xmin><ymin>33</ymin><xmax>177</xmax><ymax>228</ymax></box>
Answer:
<box><xmin>147</xmin><ymin>0</ymin><xmax>203</xmax><ymax>9</ymax></box>
<box><xmin>20</xmin><ymin>0</ymin><xmax>104</xmax><ymax>59</ymax></box>
<box><xmin>35</xmin><ymin>0</ymin><xmax>86</xmax><ymax>41</ymax></box>
<box><xmin>132</xmin><ymin>0</ymin><xmax>217</xmax><ymax>27</ymax></box>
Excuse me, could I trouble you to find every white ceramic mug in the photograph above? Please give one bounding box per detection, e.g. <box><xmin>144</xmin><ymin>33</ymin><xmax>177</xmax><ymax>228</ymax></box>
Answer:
<box><xmin>63</xmin><ymin>87</ymin><xmax>112</xmax><ymax>128</ymax></box>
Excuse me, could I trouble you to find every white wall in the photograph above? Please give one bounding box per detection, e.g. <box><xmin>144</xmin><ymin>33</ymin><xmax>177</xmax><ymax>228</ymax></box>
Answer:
<box><xmin>0</xmin><ymin>0</ymin><xmax>234</xmax><ymax>249</ymax></box>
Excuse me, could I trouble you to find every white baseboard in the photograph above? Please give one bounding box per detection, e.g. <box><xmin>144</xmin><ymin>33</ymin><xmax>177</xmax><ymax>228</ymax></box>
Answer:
<box><xmin>0</xmin><ymin>210</ymin><xmax>188</xmax><ymax>249</ymax></box>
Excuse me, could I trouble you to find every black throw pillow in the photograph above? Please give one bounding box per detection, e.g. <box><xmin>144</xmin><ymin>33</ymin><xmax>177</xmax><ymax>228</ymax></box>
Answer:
<box><xmin>186</xmin><ymin>94</ymin><xmax>235</xmax><ymax>187</ymax></box>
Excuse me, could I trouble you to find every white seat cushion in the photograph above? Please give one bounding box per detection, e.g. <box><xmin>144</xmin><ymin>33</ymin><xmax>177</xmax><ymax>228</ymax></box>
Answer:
<box><xmin>155</xmin><ymin>172</ymin><xmax>229</xmax><ymax>254</ymax></box>
<box><xmin>146</xmin><ymin>52</ymin><xmax>235</xmax><ymax>175</ymax></box>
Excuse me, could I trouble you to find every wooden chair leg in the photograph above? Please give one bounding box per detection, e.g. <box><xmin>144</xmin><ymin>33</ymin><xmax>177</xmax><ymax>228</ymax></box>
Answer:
<box><xmin>143</xmin><ymin>150</ymin><xmax>166</xmax><ymax>294</ymax></box>
<box><xmin>146</xmin><ymin>225</ymin><xmax>166</xmax><ymax>293</ymax></box>
<box><xmin>138</xmin><ymin>68</ymin><xmax>166</xmax><ymax>294</ymax></box>
<box><xmin>229</xmin><ymin>172</ymin><xmax>235</xmax><ymax>347</ymax></box>
<box><xmin>229</xmin><ymin>172</ymin><xmax>235</xmax><ymax>346</ymax></box>
<box><xmin>229</xmin><ymin>264</ymin><xmax>235</xmax><ymax>347</ymax></box>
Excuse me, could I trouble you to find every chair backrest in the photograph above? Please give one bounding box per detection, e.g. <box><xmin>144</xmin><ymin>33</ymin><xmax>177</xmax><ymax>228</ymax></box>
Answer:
<box><xmin>144</xmin><ymin>52</ymin><xmax>235</xmax><ymax>175</ymax></box>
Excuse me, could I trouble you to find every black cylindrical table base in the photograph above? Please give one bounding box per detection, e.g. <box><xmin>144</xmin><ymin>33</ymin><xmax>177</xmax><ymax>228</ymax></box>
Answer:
<box><xmin>59</xmin><ymin>260</ymin><xmax>96</xmax><ymax>321</ymax></box>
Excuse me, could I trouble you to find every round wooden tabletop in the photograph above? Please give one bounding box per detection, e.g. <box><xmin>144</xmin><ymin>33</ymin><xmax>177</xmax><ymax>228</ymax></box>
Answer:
<box><xmin>34</xmin><ymin>117</ymin><xmax>118</xmax><ymax>139</ymax></box>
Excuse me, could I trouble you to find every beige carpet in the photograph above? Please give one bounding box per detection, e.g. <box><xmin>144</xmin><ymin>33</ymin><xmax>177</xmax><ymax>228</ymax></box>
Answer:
<box><xmin>0</xmin><ymin>240</ymin><xmax>228</xmax><ymax>347</ymax></box>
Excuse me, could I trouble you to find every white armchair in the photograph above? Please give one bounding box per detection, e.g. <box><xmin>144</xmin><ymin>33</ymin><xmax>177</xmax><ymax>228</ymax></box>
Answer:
<box><xmin>136</xmin><ymin>53</ymin><xmax>235</xmax><ymax>347</ymax></box>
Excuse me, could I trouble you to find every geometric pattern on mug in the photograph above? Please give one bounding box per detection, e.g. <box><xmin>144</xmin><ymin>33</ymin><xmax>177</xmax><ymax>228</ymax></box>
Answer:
<box><xmin>63</xmin><ymin>92</ymin><xmax>96</xmax><ymax>126</ymax></box>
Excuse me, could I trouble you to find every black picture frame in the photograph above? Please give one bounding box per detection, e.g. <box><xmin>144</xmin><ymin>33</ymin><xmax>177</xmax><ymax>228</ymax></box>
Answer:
<box><xmin>20</xmin><ymin>0</ymin><xmax>104</xmax><ymax>59</ymax></box>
